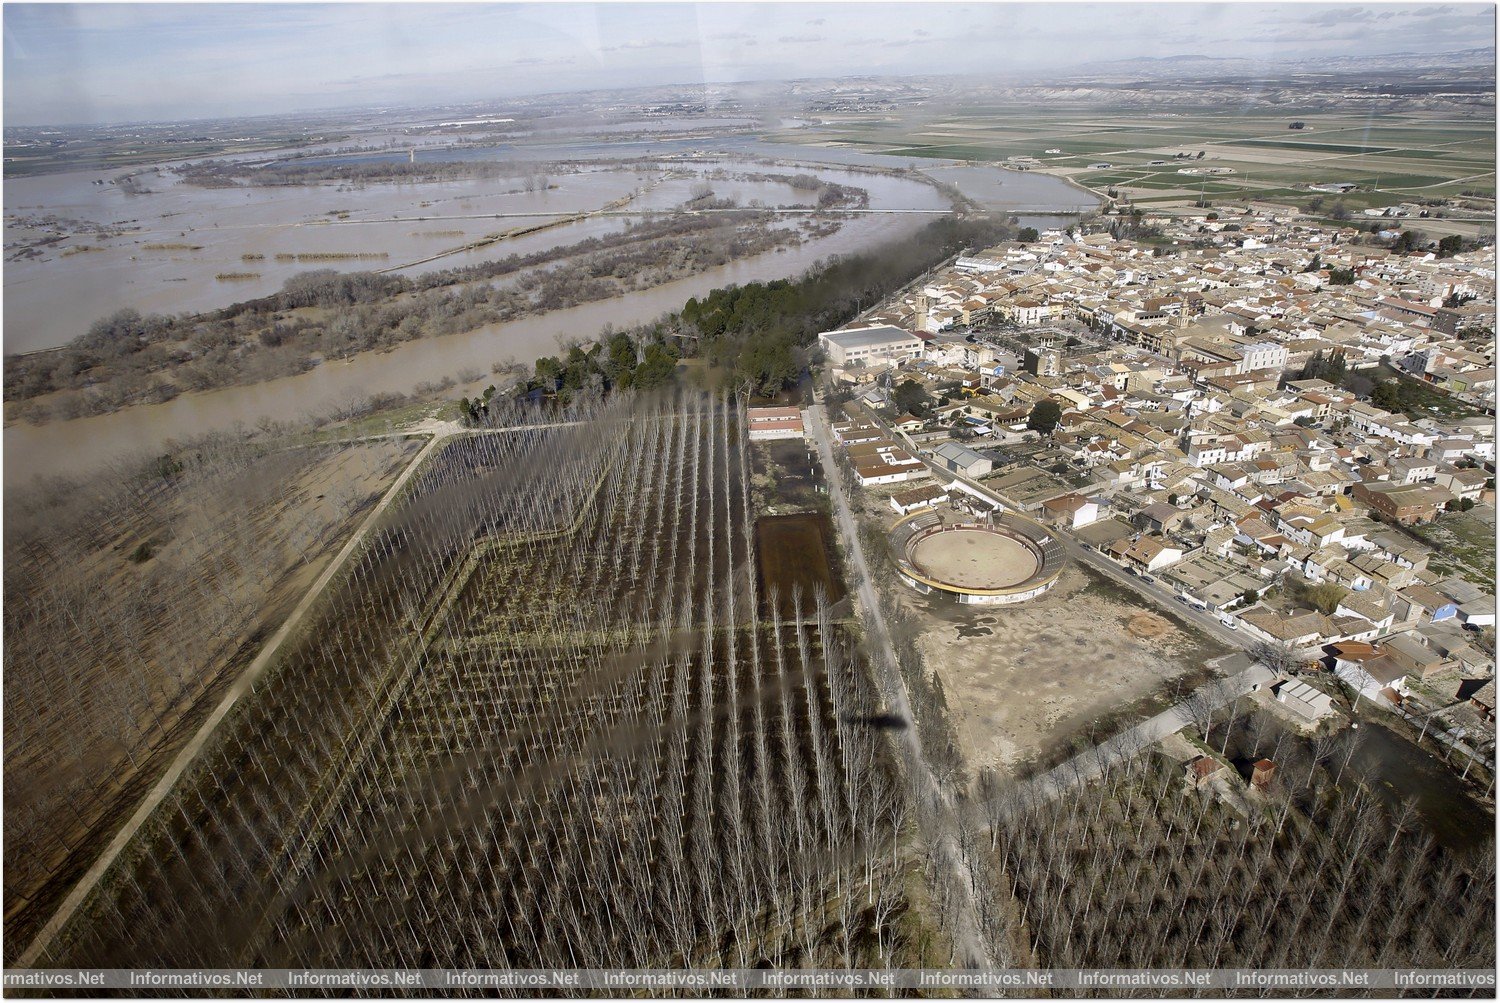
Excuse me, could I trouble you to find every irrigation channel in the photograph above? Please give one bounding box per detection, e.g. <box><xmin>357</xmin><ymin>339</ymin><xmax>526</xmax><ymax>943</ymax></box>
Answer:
<box><xmin>39</xmin><ymin>390</ymin><xmax>913</xmax><ymax>971</ymax></box>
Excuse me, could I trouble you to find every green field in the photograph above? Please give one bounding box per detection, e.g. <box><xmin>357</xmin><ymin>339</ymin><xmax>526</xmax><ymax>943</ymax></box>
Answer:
<box><xmin>797</xmin><ymin>103</ymin><xmax>1494</xmax><ymax>215</ymax></box>
<box><xmin>1230</xmin><ymin>139</ymin><xmax>1401</xmax><ymax>155</ymax></box>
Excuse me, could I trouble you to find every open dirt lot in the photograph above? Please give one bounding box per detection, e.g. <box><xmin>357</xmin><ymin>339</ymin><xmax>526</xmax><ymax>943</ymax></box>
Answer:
<box><xmin>890</xmin><ymin>561</ymin><xmax>1230</xmax><ymax>776</ymax></box>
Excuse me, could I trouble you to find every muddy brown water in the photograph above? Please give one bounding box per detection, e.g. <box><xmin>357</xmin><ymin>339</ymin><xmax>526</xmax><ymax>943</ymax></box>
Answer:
<box><xmin>5</xmin><ymin>165</ymin><xmax>948</xmax><ymax>487</ymax></box>
<box><xmin>3</xmin><ymin>168</ymin><xmax>819</xmax><ymax>354</ymax></box>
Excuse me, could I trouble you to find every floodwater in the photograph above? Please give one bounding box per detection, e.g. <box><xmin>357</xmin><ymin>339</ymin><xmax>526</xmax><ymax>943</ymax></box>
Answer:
<box><xmin>923</xmin><ymin>164</ymin><xmax>1097</xmax><ymax>213</ymax></box>
<box><xmin>3</xmin><ymin>157</ymin><xmax>907</xmax><ymax>355</ymax></box>
<box><xmin>4</xmin><ymin>135</ymin><xmax>1095</xmax><ymax>486</ymax></box>
<box><xmin>4</xmin><ymin>166</ymin><xmax>949</xmax><ymax>485</ymax></box>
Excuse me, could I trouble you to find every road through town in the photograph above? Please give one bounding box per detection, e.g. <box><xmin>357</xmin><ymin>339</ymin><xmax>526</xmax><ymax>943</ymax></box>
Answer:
<box><xmin>804</xmin><ymin>400</ymin><xmax>994</xmax><ymax>969</ymax></box>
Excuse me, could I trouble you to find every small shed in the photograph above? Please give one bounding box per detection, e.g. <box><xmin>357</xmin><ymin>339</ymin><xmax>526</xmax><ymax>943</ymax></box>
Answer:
<box><xmin>1251</xmin><ymin>759</ymin><xmax>1277</xmax><ymax>790</ymax></box>
<box><xmin>1185</xmin><ymin>755</ymin><xmax>1226</xmax><ymax>789</ymax></box>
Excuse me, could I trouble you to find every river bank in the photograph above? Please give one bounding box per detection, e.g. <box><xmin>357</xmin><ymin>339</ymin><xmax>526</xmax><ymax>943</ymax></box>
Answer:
<box><xmin>4</xmin><ymin>137</ymin><xmax>1095</xmax><ymax>486</ymax></box>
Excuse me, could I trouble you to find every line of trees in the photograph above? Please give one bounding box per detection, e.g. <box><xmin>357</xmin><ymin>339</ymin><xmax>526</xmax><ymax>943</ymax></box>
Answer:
<box><xmin>4</xmin><ymin>432</ymin><xmax>410</xmax><ymax>953</ymax></box>
<box><xmin>974</xmin><ymin>709</ymin><xmax>1495</xmax><ymax>971</ymax></box>
<box><xmin>679</xmin><ymin>216</ymin><xmax>1018</xmax><ymax>395</ymax></box>
<box><xmin>491</xmin><ymin>214</ymin><xmax>1020</xmax><ymax>403</ymax></box>
<box><xmin>177</xmin><ymin>158</ymin><xmax>563</xmax><ymax>189</ymax></box>
<box><xmin>45</xmin><ymin>391</ymin><xmax>922</xmax><ymax>971</ymax></box>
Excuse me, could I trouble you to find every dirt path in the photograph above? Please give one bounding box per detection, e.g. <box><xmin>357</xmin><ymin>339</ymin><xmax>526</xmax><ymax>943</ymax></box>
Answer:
<box><xmin>16</xmin><ymin>431</ymin><xmax>449</xmax><ymax>967</ymax></box>
<box><xmin>1000</xmin><ymin>660</ymin><xmax>1277</xmax><ymax>812</ymax></box>
<box><xmin>804</xmin><ymin>400</ymin><xmax>992</xmax><ymax>969</ymax></box>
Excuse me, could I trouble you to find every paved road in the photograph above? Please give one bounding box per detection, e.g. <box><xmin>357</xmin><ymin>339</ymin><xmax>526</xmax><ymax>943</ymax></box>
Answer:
<box><xmin>804</xmin><ymin>400</ymin><xmax>993</xmax><ymax>969</ymax></box>
<box><xmin>868</xmin><ymin>406</ymin><xmax>1251</xmax><ymax>651</ymax></box>
<box><xmin>17</xmin><ymin>431</ymin><xmax>450</xmax><ymax>968</ymax></box>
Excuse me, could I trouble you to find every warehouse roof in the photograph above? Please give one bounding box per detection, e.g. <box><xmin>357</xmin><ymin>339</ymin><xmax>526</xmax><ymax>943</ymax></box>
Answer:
<box><xmin>818</xmin><ymin>325</ymin><xmax>921</xmax><ymax>349</ymax></box>
<box><xmin>932</xmin><ymin>441</ymin><xmax>989</xmax><ymax>467</ymax></box>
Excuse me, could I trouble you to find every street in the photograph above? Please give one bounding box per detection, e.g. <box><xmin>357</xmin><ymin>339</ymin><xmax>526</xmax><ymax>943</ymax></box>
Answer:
<box><xmin>802</xmin><ymin>399</ymin><xmax>994</xmax><ymax>969</ymax></box>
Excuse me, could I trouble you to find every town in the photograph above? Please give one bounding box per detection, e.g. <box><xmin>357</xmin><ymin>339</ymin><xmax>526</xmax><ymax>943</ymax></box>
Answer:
<box><xmin>810</xmin><ymin>202</ymin><xmax>1495</xmax><ymax>770</ymax></box>
<box><xmin>5</xmin><ymin>2</ymin><xmax>1494</xmax><ymax>988</ymax></box>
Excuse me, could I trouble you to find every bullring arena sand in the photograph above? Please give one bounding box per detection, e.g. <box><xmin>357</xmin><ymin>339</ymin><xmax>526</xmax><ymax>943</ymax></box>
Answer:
<box><xmin>908</xmin><ymin>527</ymin><xmax>1040</xmax><ymax>590</ymax></box>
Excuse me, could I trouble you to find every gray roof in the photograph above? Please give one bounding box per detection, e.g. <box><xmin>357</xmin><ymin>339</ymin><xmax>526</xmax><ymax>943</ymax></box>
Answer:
<box><xmin>819</xmin><ymin>325</ymin><xmax>920</xmax><ymax>349</ymax></box>
<box><xmin>933</xmin><ymin>441</ymin><xmax>988</xmax><ymax>466</ymax></box>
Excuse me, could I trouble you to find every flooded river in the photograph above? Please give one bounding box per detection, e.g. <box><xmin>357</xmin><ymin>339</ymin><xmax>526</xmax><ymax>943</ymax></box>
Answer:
<box><xmin>4</xmin><ymin>137</ymin><xmax>1094</xmax><ymax>486</ymax></box>
<box><xmin>4</xmin><ymin>164</ymin><xmax>951</xmax><ymax>485</ymax></box>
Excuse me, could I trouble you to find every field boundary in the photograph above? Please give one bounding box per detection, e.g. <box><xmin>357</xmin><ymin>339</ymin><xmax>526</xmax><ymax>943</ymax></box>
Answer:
<box><xmin>16</xmin><ymin>432</ymin><xmax>447</xmax><ymax>968</ymax></box>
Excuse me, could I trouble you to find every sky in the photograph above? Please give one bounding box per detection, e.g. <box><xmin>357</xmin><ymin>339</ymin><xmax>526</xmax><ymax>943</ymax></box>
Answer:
<box><xmin>3</xmin><ymin>2</ymin><xmax>1494</xmax><ymax>125</ymax></box>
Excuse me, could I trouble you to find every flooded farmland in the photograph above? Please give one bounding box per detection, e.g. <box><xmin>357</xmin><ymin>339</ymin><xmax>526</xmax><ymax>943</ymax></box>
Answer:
<box><xmin>4</xmin><ymin>165</ymin><xmax>827</xmax><ymax>354</ymax></box>
<box><xmin>4</xmin><ymin>164</ymin><xmax>949</xmax><ymax>485</ymax></box>
<box><xmin>6</xmin><ymin>141</ymin><xmax>1093</xmax><ymax>352</ymax></box>
<box><xmin>4</xmin><ymin>134</ymin><xmax>1096</xmax><ymax>486</ymax></box>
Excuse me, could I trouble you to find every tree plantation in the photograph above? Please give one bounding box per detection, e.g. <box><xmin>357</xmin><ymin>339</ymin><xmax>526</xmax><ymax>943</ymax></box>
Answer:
<box><xmin>3</xmin><ymin>434</ymin><xmax>419</xmax><ymax>956</ymax></box>
<box><xmin>33</xmin><ymin>391</ymin><xmax>925</xmax><ymax>971</ymax></box>
<box><xmin>9</xmin><ymin>388</ymin><xmax>1495</xmax><ymax>990</ymax></box>
<box><xmin>978</xmin><ymin>717</ymin><xmax>1495</xmax><ymax>974</ymax></box>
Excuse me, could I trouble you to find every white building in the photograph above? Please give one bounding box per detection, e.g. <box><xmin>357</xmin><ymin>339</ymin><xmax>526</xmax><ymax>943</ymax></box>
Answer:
<box><xmin>1273</xmin><ymin>678</ymin><xmax>1336</xmax><ymax>722</ymax></box>
<box><xmin>1237</xmin><ymin>341</ymin><xmax>1289</xmax><ymax>374</ymax></box>
<box><xmin>818</xmin><ymin>326</ymin><xmax>925</xmax><ymax>368</ymax></box>
<box><xmin>745</xmin><ymin>406</ymin><xmax>805</xmax><ymax>441</ymax></box>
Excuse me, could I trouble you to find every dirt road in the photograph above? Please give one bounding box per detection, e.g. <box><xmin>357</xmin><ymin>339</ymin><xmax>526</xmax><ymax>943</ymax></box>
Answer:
<box><xmin>17</xmin><ymin>431</ymin><xmax>450</xmax><ymax>968</ymax></box>
<box><xmin>804</xmin><ymin>400</ymin><xmax>993</xmax><ymax>969</ymax></box>
<box><xmin>1001</xmin><ymin>659</ymin><xmax>1277</xmax><ymax>811</ymax></box>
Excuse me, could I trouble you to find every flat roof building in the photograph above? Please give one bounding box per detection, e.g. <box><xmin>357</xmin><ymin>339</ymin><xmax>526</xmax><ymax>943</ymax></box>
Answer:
<box><xmin>818</xmin><ymin>325</ymin><xmax>924</xmax><ymax>368</ymax></box>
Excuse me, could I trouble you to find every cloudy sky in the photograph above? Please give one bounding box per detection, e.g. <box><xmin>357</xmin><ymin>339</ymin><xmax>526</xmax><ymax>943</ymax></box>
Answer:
<box><xmin>3</xmin><ymin>2</ymin><xmax>1493</xmax><ymax>124</ymax></box>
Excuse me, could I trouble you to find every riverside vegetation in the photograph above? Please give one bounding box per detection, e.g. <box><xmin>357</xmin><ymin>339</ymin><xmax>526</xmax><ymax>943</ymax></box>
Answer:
<box><xmin>477</xmin><ymin>215</ymin><xmax>1020</xmax><ymax>410</ymax></box>
<box><xmin>4</xmin><ymin>192</ymin><xmax>859</xmax><ymax>424</ymax></box>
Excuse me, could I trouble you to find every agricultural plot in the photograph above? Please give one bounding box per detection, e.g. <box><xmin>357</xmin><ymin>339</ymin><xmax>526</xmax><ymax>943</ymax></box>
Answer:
<box><xmin>3</xmin><ymin>437</ymin><xmax>418</xmax><ymax>958</ymax></box>
<box><xmin>985</xmin><ymin>712</ymin><xmax>1495</xmax><ymax>971</ymax></box>
<box><xmin>811</xmin><ymin>105</ymin><xmax>1495</xmax><ymax>208</ymax></box>
<box><xmin>41</xmin><ymin>392</ymin><xmax>911</xmax><ymax>972</ymax></box>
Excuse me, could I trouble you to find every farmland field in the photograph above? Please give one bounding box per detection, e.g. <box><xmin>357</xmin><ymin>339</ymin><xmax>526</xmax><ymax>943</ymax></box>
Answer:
<box><xmin>37</xmin><ymin>392</ymin><xmax>917</xmax><ymax>971</ymax></box>
<box><xmin>788</xmin><ymin>103</ymin><xmax>1496</xmax><ymax>210</ymax></box>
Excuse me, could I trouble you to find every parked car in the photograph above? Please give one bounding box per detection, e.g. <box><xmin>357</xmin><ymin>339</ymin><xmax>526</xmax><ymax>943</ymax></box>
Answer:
<box><xmin>1140</xmin><ymin>574</ymin><xmax>1156</xmax><ymax>584</ymax></box>
<box><xmin>1220</xmin><ymin>616</ymin><xmax>1239</xmax><ymax>630</ymax></box>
